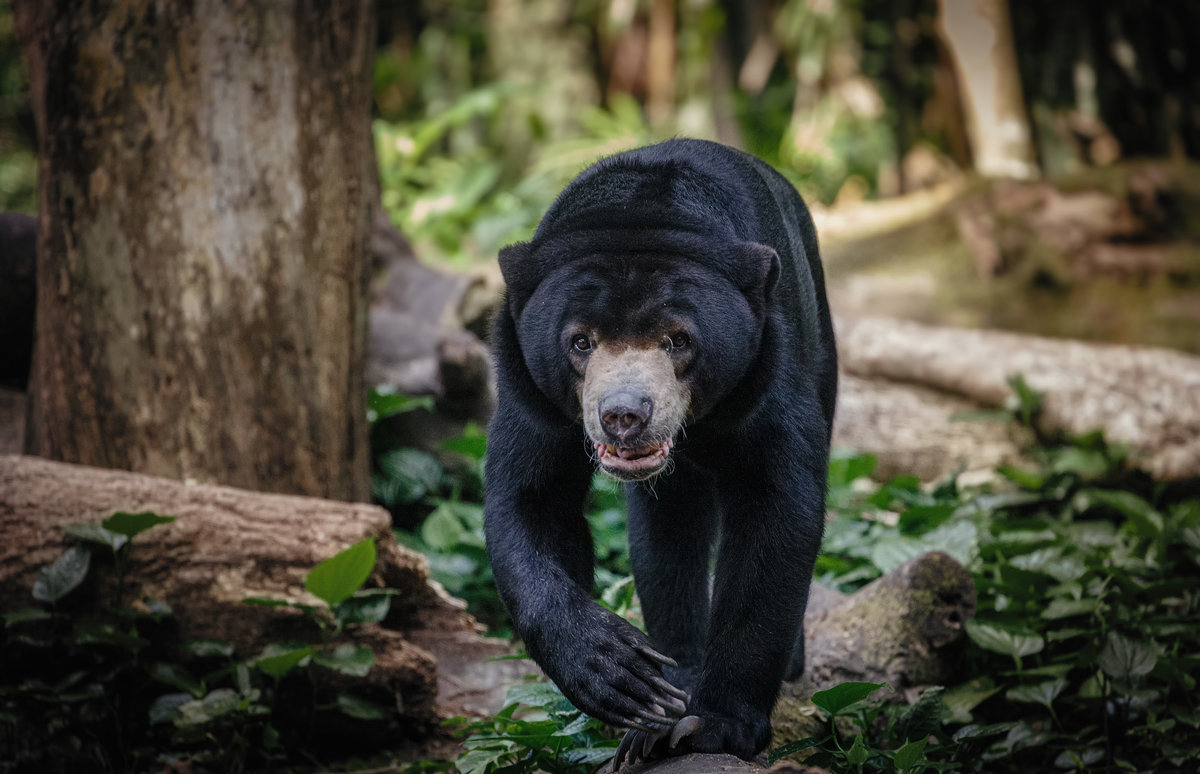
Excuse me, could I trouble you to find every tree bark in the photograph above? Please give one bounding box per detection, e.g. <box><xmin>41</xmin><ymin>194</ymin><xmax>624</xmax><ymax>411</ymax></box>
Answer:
<box><xmin>12</xmin><ymin>0</ymin><xmax>375</xmax><ymax>500</ymax></box>
<box><xmin>937</xmin><ymin>0</ymin><xmax>1038</xmax><ymax>179</ymax></box>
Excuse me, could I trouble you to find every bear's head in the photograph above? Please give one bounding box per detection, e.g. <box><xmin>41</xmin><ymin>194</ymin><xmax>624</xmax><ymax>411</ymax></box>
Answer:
<box><xmin>499</xmin><ymin>233</ymin><xmax>779</xmax><ymax>481</ymax></box>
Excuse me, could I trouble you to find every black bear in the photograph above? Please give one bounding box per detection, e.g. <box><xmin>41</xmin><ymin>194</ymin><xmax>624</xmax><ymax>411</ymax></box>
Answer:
<box><xmin>484</xmin><ymin>138</ymin><xmax>836</xmax><ymax>767</ymax></box>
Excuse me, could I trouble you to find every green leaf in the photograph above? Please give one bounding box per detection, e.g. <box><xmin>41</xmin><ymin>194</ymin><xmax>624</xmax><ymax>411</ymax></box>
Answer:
<box><xmin>421</xmin><ymin>502</ymin><xmax>469</xmax><ymax>551</ymax></box>
<box><xmin>336</xmin><ymin>693</ymin><xmax>387</xmax><ymax>720</ymax></box>
<box><xmin>375</xmin><ymin>448</ymin><xmax>443</xmax><ymax>505</ymax></box>
<box><xmin>102</xmin><ymin>511</ymin><xmax>176</xmax><ymax>539</ymax></box>
<box><xmin>334</xmin><ymin>589</ymin><xmax>395</xmax><ymax>627</ymax></box>
<box><xmin>313</xmin><ymin>644</ymin><xmax>375</xmax><ymax>677</ymax></box>
<box><xmin>1041</xmin><ymin>598</ymin><xmax>1098</xmax><ymax>619</ymax></box>
<box><xmin>870</xmin><ymin>537</ymin><xmax>926</xmax><ymax>574</ymax></box>
<box><xmin>305</xmin><ymin>537</ymin><xmax>377</xmax><ymax>607</ymax></box>
<box><xmin>768</xmin><ymin>737</ymin><xmax>821</xmax><ymax>764</ymax></box>
<box><xmin>845</xmin><ymin>733</ymin><xmax>869</xmax><ymax>765</ymax></box>
<box><xmin>1098</xmin><ymin>632</ymin><xmax>1158</xmax><ymax>682</ymax></box>
<box><xmin>811</xmin><ymin>681</ymin><xmax>887</xmax><ymax>715</ymax></box>
<box><xmin>32</xmin><ymin>545</ymin><xmax>90</xmax><ymax>603</ymax></box>
<box><xmin>898</xmin><ymin>504</ymin><xmax>956</xmax><ymax>536</ymax></box>
<box><xmin>2</xmin><ymin>608</ymin><xmax>53</xmax><ymax>625</ymax></box>
<box><xmin>894</xmin><ymin>737</ymin><xmax>928</xmax><ymax>773</ymax></box>
<box><xmin>367</xmin><ymin>390</ymin><xmax>434</xmax><ymax>422</ymax></box>
<box><xmin>255</xmin><ymin>645</ymin><xmax>317</xmax><ymax>679</ymax></box>
<box><xmin>899</xmin><ymin>686</ymin><xmax>944</xmax><ymax>742</ymax></box>
<box><xmin>62</xmin><ymin>523</ymin><xmax>127</xmax><ymax>552</ymax></box>
<box><xmin>1079</xmin><ymin>489</ymin><xmax>1163</xmax><ymax>537</ymax></box>
<box><xmin>176</xmin><ymin>688</ymin><xmax>241</xmax><ymax>726</ymax></box>
<box><xmin>965</xmin><ymin>621</ymin><xmax>1044</xmax><ymax>659</ymax></box>
<box><xmin>442</xmin><ymin>422</ymin><xmax>487</xmax><ymax>460</ymax></box>
<box><xmin>942</xmin><ymin>678</ymin><xmax>1001</xmax><ymax>722</ymax></box>
<box><xmin>1006</xmin><ymin>678</ymin><xmax>1066</xmax><ymax>710</ymax></box>
<box><xmin>827</xmin><ymin>451</ymin><xmax>877</xmax><ymax>487</ymax></box>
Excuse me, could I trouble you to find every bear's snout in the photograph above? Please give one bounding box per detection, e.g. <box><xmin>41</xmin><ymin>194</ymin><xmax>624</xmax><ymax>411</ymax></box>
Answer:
<box><xmin>599</xmin><ymin>391</ymin><xmax>654</xmax><ymax>443</ymax></box>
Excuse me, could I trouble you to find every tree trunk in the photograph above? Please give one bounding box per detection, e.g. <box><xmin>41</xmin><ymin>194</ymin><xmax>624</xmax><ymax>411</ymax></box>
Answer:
<box><xmin>937</xmin><ymin>0</ymin><xmax>1038</xmax><ymax>179</ymax></box>
<box><xmin>12</xmin><ymin>0</ymin><xmax>374</xmax><ymax>500</ymax></box>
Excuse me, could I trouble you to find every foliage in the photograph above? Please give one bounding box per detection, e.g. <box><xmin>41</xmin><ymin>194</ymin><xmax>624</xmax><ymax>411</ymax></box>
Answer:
<box><xmin>447</xmin><ymin>681</ymin><xmax>618</xmax><ymax>774</ymax></box>
<box><xmin>371</xmin><ymin>376</ymin><xmax>1199</xmax><ymax>773</ymax></box>
<box><xmin>0</xmin><ymin>517</ymin><xmax>398</xmax><ymax>773</ymax></box>
<box><xmin>809</xmin><ymin>380</ymin><xmax>1200</xmax><ymax>772</ymax></box>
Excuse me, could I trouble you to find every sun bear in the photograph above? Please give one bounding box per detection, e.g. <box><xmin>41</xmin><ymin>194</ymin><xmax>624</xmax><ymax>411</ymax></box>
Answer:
<box><xmin>484</xmin><ymin>138</ymin><xmax>836</xmax><ymax>767</ymax></box>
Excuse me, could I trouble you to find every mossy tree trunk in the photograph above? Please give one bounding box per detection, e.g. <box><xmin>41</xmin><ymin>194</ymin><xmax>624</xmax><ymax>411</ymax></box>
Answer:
<box><xmin>13</xmin><ymin>0</ymin><xmax>374</xmax><ymax>500</ymax></box>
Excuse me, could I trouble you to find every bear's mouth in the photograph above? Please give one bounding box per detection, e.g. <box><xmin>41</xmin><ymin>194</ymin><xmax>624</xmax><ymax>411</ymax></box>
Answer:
<box><xmin>593</xmin><ymin>439</ymin><xmax>674</xmax><ymax>480</ymax></box>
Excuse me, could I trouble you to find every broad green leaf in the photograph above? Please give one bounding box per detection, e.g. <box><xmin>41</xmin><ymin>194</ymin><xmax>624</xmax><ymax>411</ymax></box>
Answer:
<box><xmin>102</xmin><ymin>511</ymin><xmax>176</xmax><ymax>539</ymax></box>
<box><xmin>421</xmin><ymin>502</ymin><xmax>469</xmax><ymax>551</ymax></box>
<box><xmin>768</xmin><ymin>737</ymin><xmax>821</xmax><ymax>764</ymax></box>
<box><xmin>965</xmin><ymin>621</ymin><xmax>1044</xmax><ymax>659</ymax></box>
<box><xmin>334</xmin><ymin>589</ymin><xmax>395</xmax><ymax>627</ymax></box>
<box><xmin>507</xmin><ymin>681</ymin><xmax>571</xmax><ymax>710</ymax></box>
<box><xmin>337</xmin><ymin>693</ymin><xmax>388</xmax><ymax>720</ymax></box>
<box><xmin>1079</xmin><ymin>490</ymin><xmax>1163</xmax><ymax>536</ymax></box>
<box><xmin>1006</xmin><ymin>678</ymin><xmax>1066</xmax><ymax>710</ymax></box>
<box><xmin>899</xmin><ymin>686</ymin><xmax>944</xmax><ymax>742</ymax></box>
<box><xmin>894</xmin><ymin>737</ymin><xmax>928</xmax><ymax>773</ymax></box>
<box><xmin>255</xmin><ymin>645</ymin><xmax>317</xmax><ymax>679</ymax></box>
<box><xmin>1098</xmin><ymin>632</ymin><xmax>1157</xmax><ymax>682</ymax></box>
<box><xmin>375</xmin><ymin>448</ymin><xmax>443</xmax><ymax>505</ymax></box>
<box><xmin>305</xmin><ymin>537</ymin><xmax>377</xmax><ymax>607</ymax></box>
<box><xmin>870</xmin><ymin>537</ymin><xmax>926</xmax><ymax>574</ymax></box>
<box><xmin>898</xmin><ymin>504</ymin><xmax>955</xmax><ymax>536</ymax></box>
<box><xmin>996</xmin><ymin>465</ymin><xmax>1047</xmax><ymax>491</ymax></box>
<box><xmin>176</xmin><ymin>688</ymin><xmax>240</xmax><ymax>726</ymax></box>
<box><xmin>827</xmin><ymin>451</ymin><xmax>877</xmax><ymax>487</ymax></box>
<box><xmin>1049</xmin><ymin>447</ymin><xmax>1109</xmax><ymax>478</ymax></box>
<box><xmin>951</xmin><ymin>721</ymin><xmax>1019</xmax><ymax>743</ymax></box>
<box><xmin>442</xmin><ymin>423</ymin><xmax>487</xmax><ymax>460</ymax></box>
<box><xmin>313</xmin><ymin>644</ymin><xmax>375</xmax><ymax>677</ymax></box>
<box><xmin>811</xmin><ymin>681</ymin><xmax>886</xmax><ymax>715</ymax></box>
<box><xmin>1041</xmin><ymin>598</ymin><xmax>1098</xmax><ymax>619</ymax></box>
<box><xmin>62</xmin><ymin>523</ymin><xmax>127</xmax><ymax>552</ymax></box>
<box><xmin>367</xmin><ymin>390</ymin><xmax>434</xmax><ymax>422</ymax></box>
<box><xmin>942</xmin><ymin>679</ymin><xmax>1001</xmax><ymax>723</ymax></box>
<box><xmin>32</xmin><ymin>545</ymin><xmax>90</xmax><ymax>603</ymax></box>
<box><xmin>845</xmin><ymin>733</ymin><xmax>869</xmax><ymax>765</ymax></box>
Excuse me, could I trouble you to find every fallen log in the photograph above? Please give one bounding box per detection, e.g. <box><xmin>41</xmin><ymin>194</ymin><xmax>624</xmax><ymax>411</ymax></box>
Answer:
<box><xmin>836</xmin><ymin>316</ymin><xmax>1200</xmax><ymax>481</ymax></box>
<box><xmin>0</xmin><ymin>453</ymin><xmax>528</xmax><ymax>733</ymax></box>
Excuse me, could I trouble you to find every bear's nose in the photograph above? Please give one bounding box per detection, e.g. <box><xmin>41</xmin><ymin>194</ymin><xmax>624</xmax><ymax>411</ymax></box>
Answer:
<box><xmin>599</xmin><ymin>391</ymin><xmax>653</xmax><ymax>443</ymax></box>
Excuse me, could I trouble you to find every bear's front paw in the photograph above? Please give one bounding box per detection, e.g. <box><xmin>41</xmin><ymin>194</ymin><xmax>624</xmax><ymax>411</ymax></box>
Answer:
<box><xmin>534</xmin><ymin>610</ymin><xmax>689</xmax><ymax>732</ymax></box>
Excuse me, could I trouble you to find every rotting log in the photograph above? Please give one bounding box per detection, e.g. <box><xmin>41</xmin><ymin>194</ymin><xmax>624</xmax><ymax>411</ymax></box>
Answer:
<box><xmin>836</xmin><ymin>316</ymin><xmax>1200</xmax><ymax>481</ymax></box>
<box><xmin>0</xmin><ymin>454</ymin><xmax>532</xmax><ymax>730</ymax></box>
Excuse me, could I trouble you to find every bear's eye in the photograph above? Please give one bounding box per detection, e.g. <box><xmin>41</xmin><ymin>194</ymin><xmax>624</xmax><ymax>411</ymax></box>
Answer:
<box><xmin>571</xmin><ymin>334</ymin><xmax>592</xmax><ymax>353</ymax></box>
<box><xmin>667</xmin><ymin>332</ymin><xmax>691</xmax><ymax>351</ymax></box>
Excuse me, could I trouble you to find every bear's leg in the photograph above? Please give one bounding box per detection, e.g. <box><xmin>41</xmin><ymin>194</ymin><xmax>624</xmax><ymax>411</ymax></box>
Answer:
<box><xmin>626</xmin><ymin>463</ymin><xmax>720</xmax><ymax>697</ymax></box>
<box><xmin>676</xmin><ymin>462</ymin><xmax>824</xmax><ymax>761</ymax></box>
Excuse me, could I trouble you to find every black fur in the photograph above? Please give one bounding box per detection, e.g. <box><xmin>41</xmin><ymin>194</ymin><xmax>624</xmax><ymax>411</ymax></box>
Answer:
<box><xmin>485</xmin><ymin>139</ymin><xmax>836</xmax><ymax>762</ymax></box>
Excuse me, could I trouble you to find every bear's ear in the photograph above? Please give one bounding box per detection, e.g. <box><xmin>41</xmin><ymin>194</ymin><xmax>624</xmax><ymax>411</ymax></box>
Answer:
<box><xmin>498</xmin><ymin>241</ymin><xmax>536</xmax><ymax>316</ymax></box>
<box><xmin>734</xmin><ymin>242</ymin><xmax>780</xmax><ymax>301</ymax></box>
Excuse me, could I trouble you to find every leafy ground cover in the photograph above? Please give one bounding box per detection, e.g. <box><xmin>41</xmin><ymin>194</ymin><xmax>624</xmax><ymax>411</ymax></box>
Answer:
<box><xmin>4</xmin><ymin>382</ymin><xmax>1196</xmax><ymax>773</ymax></box>
<box><xmin>378</xmin><ymin>381</ymin><xmax>1200</xmax><ymax>773</ymax></box>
